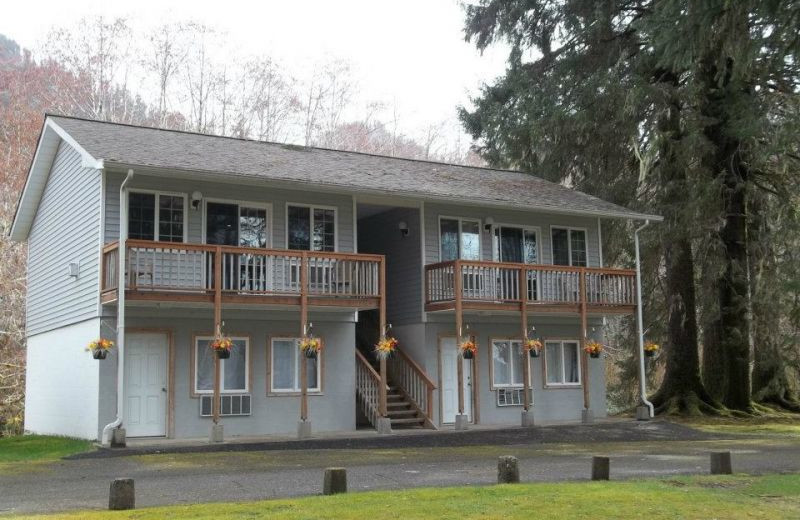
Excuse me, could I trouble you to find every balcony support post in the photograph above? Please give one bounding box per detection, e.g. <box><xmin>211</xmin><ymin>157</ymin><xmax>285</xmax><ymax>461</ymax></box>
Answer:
<box><xmin>454</xmin><ymin>260</ymin><xmax>468</xmax><ymax>429</ymax></box>
<box><xmin>299</xmin><ymin>252</ymin><xmax>309</xmax><ymax>428</ymax></box>
<box><xmin>579</xmin><ymin>268</ymin><xmax>591</xmax><ymax>421</ymax></box>
<box><xmin>376</xmin><ymin>257</ymin><xmax>392</xmax><ymax>434</ymax></box>
<box><xmin>212</xmin><ymin>246</ymin><xmax>223</xmax><ymax>434</ymax></box>
<box><xmin>519</xmin><ymin>267</ymin><xmax>531</xmax><ymax>413</ymax></box>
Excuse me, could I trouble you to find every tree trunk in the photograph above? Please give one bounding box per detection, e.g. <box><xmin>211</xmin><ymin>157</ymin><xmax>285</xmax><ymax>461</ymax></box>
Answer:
<box><xmin>698</xmin><ymin>53</ymin><xmax>754</xmax><ymax>412</ymax></box>
<box><xmin>648</xmin><ymin>70</ymin><xmax>718</xmax><ymax>415</ymax></box>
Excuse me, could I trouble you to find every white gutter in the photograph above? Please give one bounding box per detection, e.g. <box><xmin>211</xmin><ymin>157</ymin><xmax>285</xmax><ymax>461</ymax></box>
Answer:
<box><xmin>101</xmin><ymin>169</ymin><xmax>134</xmax><ymax>445</ymax></box>
<box><xmin>634</xmin><ymin>219</ymin><xmax>654</xmax><ymax>418</ymax></box>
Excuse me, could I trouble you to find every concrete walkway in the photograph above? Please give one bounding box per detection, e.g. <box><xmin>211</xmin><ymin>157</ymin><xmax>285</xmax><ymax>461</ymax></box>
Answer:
<box><xmin>1</xmin><ymin>421</ymin><xmax>798</xmax><ymax>516</ymax></box>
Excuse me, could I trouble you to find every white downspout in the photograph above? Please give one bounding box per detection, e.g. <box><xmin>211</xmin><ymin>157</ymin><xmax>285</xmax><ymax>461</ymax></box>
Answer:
<box><xmin>634</xmin><ymin>219</ymin><xmax>654</xmax><ymax>418</ymax></box>
<box><xmin>101</xmin><ymin>169</ymin><xmax>134</xmax><ymax>445</ymax></box>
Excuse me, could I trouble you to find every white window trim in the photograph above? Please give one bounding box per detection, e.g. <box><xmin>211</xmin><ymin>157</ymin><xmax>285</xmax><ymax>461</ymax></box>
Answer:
<box><xmin>269</xmin><ymin>337</ymin><xmax>322</xmax><ymax>393</ymax></box>
<box><xmin>549</xmin><ymin>225</ymin><xmax>589</xmax><ymax>267</ymax></box>
<box><xmin>543</xmin><ymin>339</ymin><xmax>582</xmax><ymax>387</ymax></box>
<box><xmin>438</xmin><ymin>215</ymin><xmax>482</xmax><ymax>262</ymax></box>
<box><xmin>194</xmin><ymin>336</ymin><xmax>250</xmax><ymax>394</ymax></box>
<box><xmin>285</xmin><ymin>202</ymin><xmax>339</xmax><ymax>252</ymax></box>
<box><xmin>128</xmin><ymin>189</ymin><xmax>189</xmax><ymax>242</ymax></box>
<box><xmin>201</xmin><ymin>197</ymin><xmax>274</xmax><ymax>248</ymax></box>
<box><xmin>490</xmin><ymin>338</ymin><xmax>532</xmax><ymax>390</ymax></box>
<box><xmin>491</xmin><ymin>223</ymin><xmax>542</xmax><ymax>264</ymax></box>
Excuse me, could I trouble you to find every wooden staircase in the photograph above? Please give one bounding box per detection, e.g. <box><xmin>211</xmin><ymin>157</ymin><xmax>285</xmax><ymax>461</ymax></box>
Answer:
<box><xmin>356</xmin><ymin>347</ymin><xmax>437</xmax><ymax>431</ymax></box>
<box><xmin>385</xmin><ymin>384</ymin><xmax>427</xmax><ymax>429</ymax></box>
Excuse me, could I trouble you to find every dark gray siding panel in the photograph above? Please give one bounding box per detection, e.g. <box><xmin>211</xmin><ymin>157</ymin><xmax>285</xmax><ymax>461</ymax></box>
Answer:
<box><xmin>358</xmin><ymin>208</ymin><xmax>421</xmax><ymax>325</ymax></box>
<box><xmin>26</xmin><ymin>141</ymin><xmax>102</xmax><ymax>335</ymax></box>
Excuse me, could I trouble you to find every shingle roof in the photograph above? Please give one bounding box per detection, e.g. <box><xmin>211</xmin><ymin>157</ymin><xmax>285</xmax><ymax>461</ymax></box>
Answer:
<box><xmin>49</xmin><ymin>115</ymin><xmax>660</xmax><ymax>221</ymax></box>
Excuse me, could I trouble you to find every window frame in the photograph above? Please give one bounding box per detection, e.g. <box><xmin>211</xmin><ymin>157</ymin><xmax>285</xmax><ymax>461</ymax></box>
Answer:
<box><xmin>191</xmin><ymin>334</ymin><xmax>251</xmax><ymax>395</ymax></box>
<box><xmin>542</xmin><ymin>339</ymin><xmax>582</xmax><ymax>388</ymax></box>
<box><xmin>489</xmin><ymin>338</ymin><xmax>531</xmax><ymax>390</ymax></box>
<box><xmin>201</xmin><ymin>197</ymin><xmax>273</xmax><ymax>248</ymax></box>
<box><xmin>128</xmin><ymin>189</ymin><xmax>188</xmax><ymax>243</ymax></box>
<box><xmin>438</xmin><ymin>215</ymin><xmax>482</xmax><ymax>262</ymax></box>
<box><xmin>490</xmin><ymin>223</ymin><xmax>542</xmax><ymax>264</ymax></box>
<box><xmin>549</xmin><ymin>226</ymin><xmax>589</xmax><ymax>267</ymax></box>
<box><xmin>268</xmin><ymin>336</ymin><xmax>324</xmax><ymax>394</ymax></box>
<box><xmin>285</xmin><ymin>203</ymin><xmax>339</xmax><ymax>252</ymax></box>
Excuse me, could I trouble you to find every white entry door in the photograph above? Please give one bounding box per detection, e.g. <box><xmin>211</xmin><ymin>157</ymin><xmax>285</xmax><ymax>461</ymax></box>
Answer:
<box><xmin>125</xmin><ymin>332</ymin><xmax>168</xmax><ymax>437</ymax></box>
<box><xmin>441</xmin><ymin>337</ymin><xmax>473</xmax><ymax>424</ymax></box>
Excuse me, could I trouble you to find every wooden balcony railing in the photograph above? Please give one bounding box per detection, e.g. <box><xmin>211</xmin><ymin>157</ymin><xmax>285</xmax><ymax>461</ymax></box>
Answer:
<box><xmin>425</xmin><ymin>260</ymin><xmax>636</xmax><ymax>313</ymax></box>
<box><xmin>101</xmin><ymin>240</ymin><xmax>384</xmax><ymax>307</ymax></box>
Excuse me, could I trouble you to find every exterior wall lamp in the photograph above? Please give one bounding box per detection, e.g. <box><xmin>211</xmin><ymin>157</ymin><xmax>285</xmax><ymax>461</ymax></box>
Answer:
<box><xmin>398</xmin><ymin>221</ymin><xmax>409</xmax><ymax>238</ymax></box>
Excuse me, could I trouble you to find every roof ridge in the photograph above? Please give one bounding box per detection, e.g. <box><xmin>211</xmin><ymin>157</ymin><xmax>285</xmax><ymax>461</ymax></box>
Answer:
<box><xmin>46</xmin><ymin>112</ymin><xmax>537</xmax><ymax>177</ymax></box>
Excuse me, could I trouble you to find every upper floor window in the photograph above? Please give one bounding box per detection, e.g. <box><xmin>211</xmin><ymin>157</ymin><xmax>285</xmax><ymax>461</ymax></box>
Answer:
<box><xmin>551</xmin><ymin>227</ymin><xmax>587</xmax><ymax>266</ymax></box>
<box><xmin>494</xmin><ymin>226</ymin><xmax>539</xmax><ymax>264</ymax></box>
<box><xmin>128</xmin><ymin>191</ymin><xmax>186</xmax><ymax>242</ymax></box>
<box><xmin>440</xmin><ymin>217</ymin><xmax>480</xmax><ymax>261</ymax></box>
<box><xmin>287</xmin><ymin>205</ymin><xmax>335</xmax><ymax>251</ymax></box>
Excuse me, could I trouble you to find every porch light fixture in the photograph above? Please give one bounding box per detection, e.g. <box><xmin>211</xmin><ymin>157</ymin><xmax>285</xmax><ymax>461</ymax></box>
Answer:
<box><xmin>484</xmin><ymin>216</ymin><xmax>494</xmax><ymax>231</ymax></box>
<box><xmin>191</xmin><ymin>191</ymin><xmax>203</xmax><ymax>210</ymax></box>
<box><xmin>398</xmin><ymin>221</ymin><xmax>409</xmax><ymax>238</ymax></box>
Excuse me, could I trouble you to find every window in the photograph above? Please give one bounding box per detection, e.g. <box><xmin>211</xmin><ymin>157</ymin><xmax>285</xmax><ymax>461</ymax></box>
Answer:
<box><xmin>287</xmin><ymin>205</ymin><xmax>336</xmax><ymax>251</ymax></box>
<box><xmin>270</xmin><ymin>338</ymin><xmax>321</xmax><ymax>392</ymax></box>
<box><xmin>194</xmin><ymin>336</ymin><xmax>249</xmax><ymax>394</ymax></box>
<box><xmin>491</xmin><ymin>339</ymin><xmax>528</xmax><ymax>388</ymax></box>
<box><xmin>551</xmin><ymin>227</ymin><xmax>587</xmax><ymax>266</ymax></box>
<box><xmin>440</xmin><ymin>217</ymin><xmax>481</xmax><ymax>261</ymax></box>
<box><xmin>544</xmin><ymin>340</ymin><xmax>581</xmax><ymax>386</ymax></box>
<box><xmin>128</xmin><ymin>191</ymin><xmax>186</xmax><ymax>242</ymax></box>
<box><xmin>494</xmin><ymin>226</ymin><xmax>539</xmax><ymax>264</ymax></box>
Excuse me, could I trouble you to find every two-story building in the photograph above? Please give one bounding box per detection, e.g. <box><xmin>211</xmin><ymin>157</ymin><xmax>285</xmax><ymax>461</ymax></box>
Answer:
<box><xmin>11</xmin><ymin>115</ymin><xmax>660</xmax><ymax>444</ymax></box>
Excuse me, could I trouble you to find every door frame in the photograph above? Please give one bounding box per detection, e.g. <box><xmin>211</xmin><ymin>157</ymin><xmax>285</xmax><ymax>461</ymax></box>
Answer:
<box><xmin>437</xmin><ymin>333</ymin><xmax>480</xmax><ymax>425</ymax></box>
<box><xmin>490</xmin><ymin>223</ymin><xmax>542</xmax><ymax>264</ymax></box>
<box><xmin>126</xmin><ymin>329</ymin><xmax>174</xmax><ymax>438</ymax></box>
<box><xmin>201</xmin><ymin>197</ymin><xmax>274</xmax><ymax>248</ymax></box>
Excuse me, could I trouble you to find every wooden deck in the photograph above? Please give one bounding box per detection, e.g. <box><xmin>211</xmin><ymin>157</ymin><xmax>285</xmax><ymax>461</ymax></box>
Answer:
<box><xmin>424</xmin><ymin>260</ymin><xmax>637</xmax><ymax>315</ymax></box>
<box><xmin>101</xmin><ymin>240</ymin><xmax>385</xmax><ymax>310</ymax></box>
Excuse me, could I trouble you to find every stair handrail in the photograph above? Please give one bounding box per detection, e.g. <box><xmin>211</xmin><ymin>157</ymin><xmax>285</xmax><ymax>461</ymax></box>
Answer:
<box><xmin>386</xmin><ymin>346</ymin><xmax>437</xmax><ymax>426</ymax></box>
<box><xmin>355</xmin><ymin>350</ymin><xmax>383</xmax><ymax>428</ymax></box>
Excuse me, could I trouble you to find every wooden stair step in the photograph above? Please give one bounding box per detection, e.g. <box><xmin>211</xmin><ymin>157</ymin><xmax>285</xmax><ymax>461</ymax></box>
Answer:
<box><xmin>387</xmin><ymin>409</ymin><xmax>417</xmax><ymax>417</ymax></box>
<box><xmin>389</xmin><ymin>417</ymin><xmax>426</xmax><ymax>425</ymax></box>
<box><xmin>386</xmin><ymin>401</ymin><xmax>411</xmax><ymax>408</ymax></box>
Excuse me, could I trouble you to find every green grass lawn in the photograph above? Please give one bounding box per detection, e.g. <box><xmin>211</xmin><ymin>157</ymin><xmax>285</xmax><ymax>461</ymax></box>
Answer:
<box><xmin>14</xmin><ymin>473</ymin><xmax>800</xmax><ymax>520</ymax></box>
<box><xmin>0</xmin><ymin>435</ymin><xmax>93</xmax><ymax>463</ymax></box>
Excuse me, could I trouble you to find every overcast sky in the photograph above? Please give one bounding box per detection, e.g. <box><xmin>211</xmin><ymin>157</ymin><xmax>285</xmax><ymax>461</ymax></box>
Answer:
<box><xmin>1</xmin><ymin>0</ymin><xmax>509</xmax><ymax>142</ymax></box>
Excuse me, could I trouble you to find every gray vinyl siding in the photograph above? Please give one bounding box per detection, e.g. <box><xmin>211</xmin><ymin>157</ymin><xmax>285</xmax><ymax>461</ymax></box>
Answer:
<box><xmin>423</xmin><ymin>203</ymin><xmax>601</xmax><ymax>267</ymax></box>
<box><xmin>104</xmin><ymin>171</ymin><xmax>354</xmax><ymax>252</ymax></box>
<box><xmin>358</xmin><ymin>207</ymin><xmax>421</xmax><ymax>325</ymax></box>
<box><xmin>26</xmin><ymin>141</ymin><xmax>102</xmax><ymax>336</ymax></box>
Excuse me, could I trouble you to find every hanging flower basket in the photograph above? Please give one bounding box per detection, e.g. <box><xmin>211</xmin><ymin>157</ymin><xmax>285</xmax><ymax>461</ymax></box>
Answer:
<box><xmin>584</xmin><ymin>340</ymin><xmax>604</xmax><ymax>359</ymax></box>
<box><xmin>524</xmin><ymin>338</ymin><xmax>543</xmax><ymax>358</ymax></box>
<box><xmin>211</xmin><ymin>337</ymin><xmax>233</xmax><ymax>359</ymax></box>
<box><xmin>644</xmin><ymin>341</ymin><xmax>660</xmax><ymax>358</ymax></box>
<box><xmin>460</xmin><ymin>339</ymin><xmax>477</xmax><ymax>360</ymax></box>
<box><xmin>374</xmin><ymin>336</ymin><xmax>398</xmax><ymax>360</ymax></box>
<box><xmin>300</xmin><ymin>337</ymin><xmax>323</xmax><ymax>359</ymax></box>
<box><xmin>86</xmin><ymin>338</ymin><xmax>114</xmax><ymax>360</ymax></box>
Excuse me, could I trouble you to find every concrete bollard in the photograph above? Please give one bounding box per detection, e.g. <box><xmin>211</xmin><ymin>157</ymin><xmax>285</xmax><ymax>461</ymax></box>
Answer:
<box><xmin>323</xmin><ymin>468</ymin><xmax>347</xmax><ymax>495</ymax></box>
<box><xmin>497</xmin><ymin>456</ymin><xmax>520</xmax><ymax>484</ymax></box>
<box><xmin>710</xmin><ymin>452</ymin><xmax>732</xmax><ymax>475</ymax></box>
<box><xmin>109</xmin><ymin>478</ymin><xmax>135</xmax><ymax>510</ymax></box>
<box><xmin>591</xmin><ymin>456</ymin><xmax>610</xmax><ymax>481</ymax></box>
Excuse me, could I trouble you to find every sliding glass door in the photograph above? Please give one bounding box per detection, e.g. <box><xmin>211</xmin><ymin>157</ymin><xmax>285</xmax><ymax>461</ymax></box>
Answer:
<box><xmin>206</xmin><ymin>202</ymin><xmax>269</xmax><ymax>291</ymax></box>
